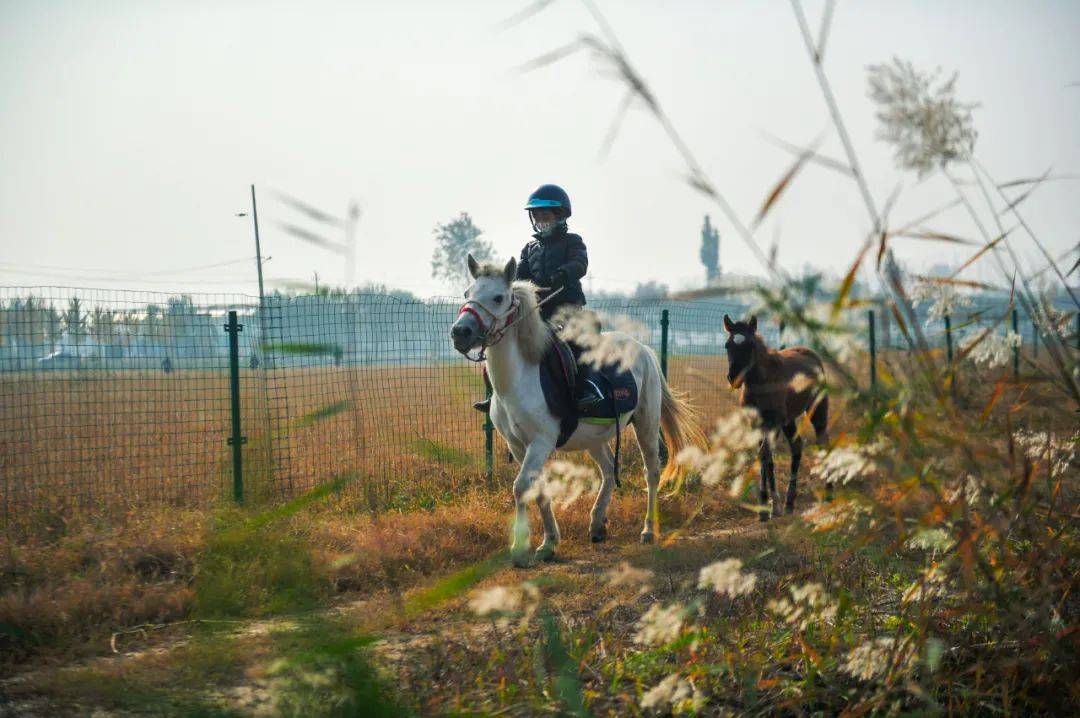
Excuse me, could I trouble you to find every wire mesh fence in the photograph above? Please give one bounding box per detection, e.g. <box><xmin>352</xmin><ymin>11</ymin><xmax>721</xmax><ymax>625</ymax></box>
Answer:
<box><xmin>1</xmin><ymin>285</ymin><xmax>1076</xmax><ymax>528</ymax></box>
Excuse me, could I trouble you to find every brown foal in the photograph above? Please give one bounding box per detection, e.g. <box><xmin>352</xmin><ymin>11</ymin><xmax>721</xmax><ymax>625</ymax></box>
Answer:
<box><xmin>723</xmin><ymin>315</ymin><xmax>830</xmax><ymax>520</ymax></box>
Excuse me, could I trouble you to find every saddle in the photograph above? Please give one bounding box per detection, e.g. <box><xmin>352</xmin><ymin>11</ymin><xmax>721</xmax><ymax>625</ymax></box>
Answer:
<box><xmin>538</xmin><ymin>330</ymin><xmax>638</xmax><ymax>448</ymax></box>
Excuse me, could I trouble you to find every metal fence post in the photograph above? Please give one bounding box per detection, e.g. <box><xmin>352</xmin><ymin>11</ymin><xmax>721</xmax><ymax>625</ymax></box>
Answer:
<box><xmin>944</xmin><ymin>313</ymin><xmax>954</xmax><ymax>364</ymax></box>
<box><xmin>779</xmin><ymin>319</ymin><xmax>786</xmax><ymax>349</ymax></box>
<box><xmin>1031</xmin><ymin>319</ymin><xmax>1038</xmax><ymax>360</ymax></box>
<box><xmin>483</xmin><ymin>381</ymin><xmax>494</xmax><ymax>488</ymax></box>
<box><xmin>868</xmin><ymin>309</ymin><xmax>876</xmax><ymax>389</ymax></box>
<box><xmin>659</xmin><ymin>309</ymin><xmax>669</xmax><ymax>379</ymax></box>
<box><xmin>1012</xmin><ymin>308</ymin><xmax>1020</xmax><ymax>379</ymax></box>
<box><xmin>225</xmin><ymin>310</ymin><xmax>246</xmax><ymax>504</ymax></box>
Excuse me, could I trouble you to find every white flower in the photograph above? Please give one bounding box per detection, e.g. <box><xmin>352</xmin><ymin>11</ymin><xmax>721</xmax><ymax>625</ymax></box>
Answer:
<box><xmin>641</xmin><ymin>674</ymin><xmax>692</xmax><ymax>712</ymax></box>
<box><xmin>698</xmin><ymin>558</ymin><xmax>757</xmax><ymax>598</ymax></box>
<box><xmin>634</xmin><ymin>602</ymin><xmax>686</xmax><ymax>646</ymax></box>
<box><xmin>606</xmin><ymin>561</ymin><xmax>653</xmax><ymax>592</ymax></box>
<box><xmin>902</xmin><ymin>563</ymin><xmax>950</xmax><ymax>604</ymax></box>
<box><xmin>555</xmin><ymin>308</ymin><xmax>648</xmax><ymax>371</ymax></box>
<box><xmin>906</xmin><ymin>528</ymin><xmax>951</xmax><ymax>553</ymax></box>
<box><xmin>788</xmin><ymin>371</ymin><xmax>821</xmax><ymax>394</ymax></box>
<box><xmin>842</xmin><ymin>636</ymin><xmax>916</xmax><ymax>681</ymax></box>
<box><xmin>677</xmin><ymin>408</ymin><xmax>763</xmax><ymax>495</ymax></box>
<box><xmin>1015</xmin><ymin>429</ymin><xmax>1078</xmax><ymax>479</ymax></box>
<box><xmin>945</xmin><ymin>474</ymin><xmax>985</xmax><ymax>505</ymax></box>
<box><xmin>913</xmin><ymin>282</ymin><xmax>972</xmax><ymax>323</ymax></box>
<box><xmin>469</xmin><ymin>582</ymin><xmax>540</xmax><ymax>627</ymax></box>
<box><xmin>810</xmin><ymin>444</ymin><xmax>879</xmax><ymax>486</ymax></box>
<box><xmin>801</xmin><ymin>499</ymin><xmax>872</xmax><ymax>534</ymax></box>
<box><xmin>965</xmin><ymin>330</ymin><xmax>1021</xmax><ymax>369</ymax></box>
<box><xmin>868</xmin><ymin>57</ymin><xmax>978</xmax><ymax>176</ymax></box>
<box><xmin>523</xmin><ymin>460</ymin><xmax>598</xmax><ymax>510</ymax></box>
<box><xmin>767</xmin><ymin>582</ymin><xmax>837</xmax><ymax>630</ymax></box>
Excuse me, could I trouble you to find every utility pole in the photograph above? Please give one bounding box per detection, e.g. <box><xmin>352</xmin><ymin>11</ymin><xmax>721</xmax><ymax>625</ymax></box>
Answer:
<box><xmin>313</xmin><ymin>271</ymin><xmax>320</xmax><ymax>293</ymax></box>
<box><xmin>250</xmin><ymin>184</ymin><xmax>266</xmax><ymax>308</ymax></box>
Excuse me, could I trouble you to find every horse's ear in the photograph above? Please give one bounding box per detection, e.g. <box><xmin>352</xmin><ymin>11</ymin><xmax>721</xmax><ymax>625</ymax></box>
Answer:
<box><xmin>748</xmin><ymin>315</ymin><xmax>758</xmax><ymax>333</ymax></box>
<box><xmin>503</xmin><ymin>257</ymin><xmax>517</xmax><ymax>284</ymax></box>
<box><xmin>723</xmin><ymin>314</ymin><xmax>734</xmax><ymax>333</ymax></box>
<box><xmin>467</xmin><ymin>253</ymin><xmax>480</xmax><ymax>279</ymax></box>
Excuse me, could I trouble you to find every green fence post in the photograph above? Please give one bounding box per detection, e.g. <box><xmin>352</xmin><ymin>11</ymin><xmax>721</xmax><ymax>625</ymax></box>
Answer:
<box><xmin>1031</xmin><ymin>319</ymin><xmax>1038</xmax><ymax>360</ymax></box>
<box><xmin>868</xmin><ymin>309</ymin><xmax>876</xmax><ymax>389</ymax></box>
<box><xmin>659</xmin><ymin>309</ymin><xmax>669</xmax><ymax>379</ymax></box>
<box><xmin>483</xmin><ymin>381</ymin><xmax>494</xmax><ymax>488</ymax></box>
<box><xmin>225</xmin><ymin>310</ymin><xmax>246</xmax><ymax>504</ymax></box>
<box><xmin>779</xmin><ymin>319</ymin><xmax>786</xmax><ymax>350</ymax></box>
<box><xmin>944</xmin><ymin>313</ymin><xmax>954</xmax><ymax>363</ymax></box>
<box><xmin>1012</xmin><ymin>308</ymin><xmax>1020</xmax><ymax>379</ymax></box>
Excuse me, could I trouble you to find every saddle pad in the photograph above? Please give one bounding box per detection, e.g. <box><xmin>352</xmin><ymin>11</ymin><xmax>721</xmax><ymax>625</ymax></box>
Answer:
<box><xmin>575</xmin><ymin>363</ymin><xmax>638</xmax><ymax>420</ymax></box>
<box><xmin>538</xmin><ymin>333</ymin><xmax>639</xmax><ymax>448</ymax></box>
<box><xmin>537</xmin><ymin>333</ymin><xmax>578</xmax><ymax>447</ymax></box>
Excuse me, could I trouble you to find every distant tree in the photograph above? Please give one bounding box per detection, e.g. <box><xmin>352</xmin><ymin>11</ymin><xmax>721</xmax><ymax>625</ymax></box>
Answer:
<box><xmin>632</xmin><ymin>281</ymin><xmax>670</xmax><ymax>300</ymax></box>
<box><xmin>45</xmin><ymin>304</ymin><xmax>61</xmax><ymax>351</ymax></box>
<box><xmin>431</xmin><ymin>212</ymin><xmax>493</xmax><ymax>289</ymax></box>
<box><xmin>699</xmin><ymin>214</ymin><xmax>720</xmax><ymax>284</ymax></box>
<box><xmin>90</xmin><ymin>307</ymin><xmax>121</xmax><ymax>357</ymax></box>
<box><xmin>794</xmin><ymin>265</ymin><xmax>825</xmax><ymax>303</ymax></box>
<box><xmin>62</xmin><ymin>297</ymin><xmax>85</xmax><ymax>353</ymax></box>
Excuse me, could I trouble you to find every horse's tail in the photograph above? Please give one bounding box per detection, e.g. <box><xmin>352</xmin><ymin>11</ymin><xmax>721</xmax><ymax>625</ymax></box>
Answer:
<box><xmin>659</xmin><ymin>373</ymin><xmax>705</xmax><ymax>489</ymax></box>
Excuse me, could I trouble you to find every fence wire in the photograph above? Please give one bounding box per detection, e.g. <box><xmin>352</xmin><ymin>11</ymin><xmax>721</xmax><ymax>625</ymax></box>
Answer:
<box><xmin>1</xmin><ymin>286</ymin><xmax>1076</xmax><ymax>528</ymax></box>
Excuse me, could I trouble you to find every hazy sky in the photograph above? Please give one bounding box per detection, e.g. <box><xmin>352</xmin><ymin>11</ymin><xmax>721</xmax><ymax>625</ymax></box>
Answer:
<box><xmin>2</xmin><ymin>0</ymin><xmax>1078</xmax><ymax>298</ymax></box>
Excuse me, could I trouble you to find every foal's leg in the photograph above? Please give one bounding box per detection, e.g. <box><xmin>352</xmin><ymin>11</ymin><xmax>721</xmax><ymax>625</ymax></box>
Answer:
<box><xmin>758</xmin><ymin>436</ymin><xmax>775</xmax><ymax>522</ymax></box>
<box><xmin>587</xmin><ymin>443</ymin><xmax>615</xmax><ymax>543</ymax></box>
<box><xmin>809</xmin><ymin>395</ymin><xmax>832</xmax><ymax>501</ymax></box>
<box><xmin>511</xmin><ymin>438</ymin><xmax>555</xmax><ymax>567</ymax></box>
<box><xmin>782</xmin><ymin>422</ymin><xmax>803</xmax><ymax>514</ymax></box>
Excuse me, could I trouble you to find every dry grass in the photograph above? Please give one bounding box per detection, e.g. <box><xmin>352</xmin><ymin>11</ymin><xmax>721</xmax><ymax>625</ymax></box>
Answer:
<box><xmin>0</xmin><ymin>354</ymin><xmax>741</xmax><ymax>525</ymax></box>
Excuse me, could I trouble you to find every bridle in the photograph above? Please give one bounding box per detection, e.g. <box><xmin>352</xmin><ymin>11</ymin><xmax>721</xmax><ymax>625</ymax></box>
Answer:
<box><xmin>456</xmin><ymin>295</ymin><xmax>521</xmax><ymax>362</ymax></box>
<box><xmin>455</xmin><ymin>286</ymin><xmax>565</xmax><ymax>363</ymax></box>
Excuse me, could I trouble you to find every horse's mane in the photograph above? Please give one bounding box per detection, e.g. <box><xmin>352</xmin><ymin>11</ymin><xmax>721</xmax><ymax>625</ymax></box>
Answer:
<box><xmin>474</xmin><ymin>261</ymin><xmax>551</xmax><ymax>364</ymax></box>
<box><xmin>510</xmin><ymin>280</ymin><xmax>551</xmax><ymax>364</ymax></box>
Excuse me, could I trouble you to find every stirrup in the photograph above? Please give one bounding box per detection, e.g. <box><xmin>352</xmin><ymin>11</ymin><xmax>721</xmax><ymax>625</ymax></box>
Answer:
<box><xmin>473</xmin><ymin>398</ymin><xmax>491</xmax><ymax>413</ymax></box>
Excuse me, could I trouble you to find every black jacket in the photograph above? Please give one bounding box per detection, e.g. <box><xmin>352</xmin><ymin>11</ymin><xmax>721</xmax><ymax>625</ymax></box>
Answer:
<box><xmin>516</xmin><ymin>227</ymin><xmax>588</xmax><ymax>320</ymax></box>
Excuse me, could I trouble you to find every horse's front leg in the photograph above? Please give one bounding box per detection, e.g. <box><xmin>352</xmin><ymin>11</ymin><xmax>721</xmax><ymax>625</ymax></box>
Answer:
<box><xmin>511</xmin><ymin>437</ymin><xmax>555</xmax><ymax>567</ymax></box>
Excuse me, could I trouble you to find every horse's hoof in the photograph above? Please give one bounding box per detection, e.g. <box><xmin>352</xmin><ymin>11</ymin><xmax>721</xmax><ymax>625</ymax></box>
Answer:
<box><xmin>535</xmin><ymin>543</ymin><xmax>557</xmax><ymax>562</ymax></box>
<box><xmin>511</xmin><ymin>546</ymin><xmax>531</xmax><ymax>568</ymax></box>
<box><xmin>590</xmin><ymin>526</ymin><xmax>608</xmax><ymax>543</ymax></box>
<box><xmin>639</xmin><ymin>531</ymin><xmax>655</xmax><ymax>544</ymax></box>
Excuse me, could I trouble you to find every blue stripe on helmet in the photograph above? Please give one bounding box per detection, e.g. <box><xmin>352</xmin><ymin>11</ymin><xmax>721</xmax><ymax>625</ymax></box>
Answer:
<box><xmin>524</xmin><ymin>199</ymin><xmax>563</xmax><ymax>209</ymax></box>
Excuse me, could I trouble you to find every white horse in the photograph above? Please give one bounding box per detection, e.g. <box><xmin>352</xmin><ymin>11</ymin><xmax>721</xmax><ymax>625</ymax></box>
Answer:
<box><xmin>450</xmin><ymin>255</ymin><xmax>702</xmax><ymax>566</ymax></box>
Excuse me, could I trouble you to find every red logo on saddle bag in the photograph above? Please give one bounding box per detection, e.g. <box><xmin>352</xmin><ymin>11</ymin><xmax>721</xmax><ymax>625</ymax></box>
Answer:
<box><xmin>614</xmin><ymin>388</ymin><xmax>630</xmax><ymax>400</ymax></box>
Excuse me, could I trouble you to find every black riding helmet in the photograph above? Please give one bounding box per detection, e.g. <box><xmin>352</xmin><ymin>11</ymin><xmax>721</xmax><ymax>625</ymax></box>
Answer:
<box><xmin>525</xmin><ymin>184</ymin><xmax>571</xmax><ymax>235</ymax></box>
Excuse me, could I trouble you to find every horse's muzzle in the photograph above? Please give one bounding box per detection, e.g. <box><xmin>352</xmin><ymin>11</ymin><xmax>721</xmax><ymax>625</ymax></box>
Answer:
<box><xmin>451</xmin><ymin>324</ymin><xmax>478</xmax><ymax>355</ymax></box>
